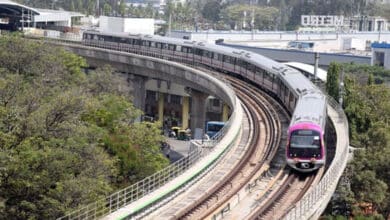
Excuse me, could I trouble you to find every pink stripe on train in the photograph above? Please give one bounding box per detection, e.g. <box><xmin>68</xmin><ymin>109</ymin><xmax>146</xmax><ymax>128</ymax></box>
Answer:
<box><xmin>288</xmin><ymin>122</ymin><xmax>323</xmax><ymax>135</ymax></box>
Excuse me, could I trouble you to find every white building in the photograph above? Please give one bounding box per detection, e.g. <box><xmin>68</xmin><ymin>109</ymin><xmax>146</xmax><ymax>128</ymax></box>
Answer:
<box><xmin>99</xmin><ymin>16</ymin><xmax>154</xmax><ymax>35</ymax></box>
<box><xmin>346</xmin><ymin>16</ymin><xmax>388</xmax><ymax>32</ymax></box>
<box><xmin>0</xmin><ymin>0</ymin><xmax>84</xmax><ymax>30</ymax></box>
<box><xmin>371</xmin><ymin>42</ymin><xmax>390</xmax><ymax>69</ymax></box>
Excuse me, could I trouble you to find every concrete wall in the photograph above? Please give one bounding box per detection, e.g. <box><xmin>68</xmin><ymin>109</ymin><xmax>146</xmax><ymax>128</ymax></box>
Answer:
<box><xmin>64</xmin><ymin>44</ymin><xmax>235</xmax><ymax>108</ymax></box>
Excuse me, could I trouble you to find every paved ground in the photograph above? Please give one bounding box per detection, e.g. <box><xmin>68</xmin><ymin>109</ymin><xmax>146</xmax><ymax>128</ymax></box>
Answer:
<box><xmin>164</xmin><ymin>137</ymin><xmax>191</xmax><ymax>163</ymax></box>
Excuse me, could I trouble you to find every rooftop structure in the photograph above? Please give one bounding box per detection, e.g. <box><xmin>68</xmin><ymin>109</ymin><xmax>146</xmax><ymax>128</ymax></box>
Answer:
<box><xmin>99</xmin><ymin>16</ymin><xmax>154</xmax><ymax>35</ymax></box>
<box><xmin>0</xmin><ymin>0</ymin><xmax>84</xmax><ymax>31</ymax></box>
<box><xmin>371</xmin><ymin>42</ymin><xmax>390</xmax><ymax>69</ymax></box>
<box><xmin>300</xmin><ymin>15</ymin><xmax>389</xmax><ymax>32</ymax></box>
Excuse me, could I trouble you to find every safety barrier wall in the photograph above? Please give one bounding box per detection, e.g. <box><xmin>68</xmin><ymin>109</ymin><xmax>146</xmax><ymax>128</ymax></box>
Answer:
<box><xmin>284</xmin><ymin>96</ymin><xmax>349</xmax><ymax>220</ymax></box>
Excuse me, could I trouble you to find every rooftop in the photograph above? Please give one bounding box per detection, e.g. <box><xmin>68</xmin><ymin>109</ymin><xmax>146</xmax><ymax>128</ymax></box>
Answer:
<box><xmin>371</xmin><ymin>42</ymin><xmax>390</xmax><ymax>48</ymax></box>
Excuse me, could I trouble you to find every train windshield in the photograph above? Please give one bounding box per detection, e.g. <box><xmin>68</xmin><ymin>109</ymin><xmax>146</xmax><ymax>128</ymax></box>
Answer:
<box><xmin>289</xmin><ymin>130</ymin><xmax>321</xmax><ymax>158</ymax></box>
<box><xmin>207</xmin><ymin>124</ymin><xmax>224</xmax><ymax>132</ymax></box>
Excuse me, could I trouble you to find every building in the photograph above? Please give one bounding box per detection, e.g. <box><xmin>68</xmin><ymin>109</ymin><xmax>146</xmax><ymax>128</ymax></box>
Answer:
<box><xmin>99</xmin><ymin>16</ymin><xmax>154</xmax><ymax>35</ymax></box>
<box><xmin>0</xmin><ymin>0</ymin><xmax>84</xmax><ymax>31</ymax></box>
<box><xmin>371</xmin><ymin>42</ymin><xmax>390</xmax><ymax>69</ymax></box>
<box><xmin>300</xmin><ymin>15</ymin><xmax>389</xmax><ymax>32</ymax></box>
<box><xmin>346</xmin><ymin>16</ymin><xmax>388</xmax><ymax>32</ymax></box>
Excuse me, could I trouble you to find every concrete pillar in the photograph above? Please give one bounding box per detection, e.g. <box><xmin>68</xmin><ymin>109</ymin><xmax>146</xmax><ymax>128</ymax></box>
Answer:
<box><xmin>158</xmin><ymin>92</ymin><xmax>164</xmax><ymax>123</ymax></box>
<box><xmin>182</xmin><ymin>96</ymin><xmax>190</xmax><ymax>129</ymax></box>
<box><xmin>190</xmin><ymin>89</ymin><xmax>208</xmax><ymax>138</ymax></box>
<box><xmin>129</xmin><ymin>74</ymin><xmax>147</xmax><ymax>112</ymax></box>
<box><xmin>222</xmin><ymin>103</ymin><xmax>229</xmax><ymax>122</ymax></box>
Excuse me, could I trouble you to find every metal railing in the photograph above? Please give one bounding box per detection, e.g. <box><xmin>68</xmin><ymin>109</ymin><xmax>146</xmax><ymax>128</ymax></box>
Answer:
<box><xmin>59</xmin><ymin>145</ymin><xmax>206</xmax><ymax>220</ymax></box>
<box><xmin>284</xmin><ymin>96</ymin><xmax>349</xmax><ymax>220</ymax></box>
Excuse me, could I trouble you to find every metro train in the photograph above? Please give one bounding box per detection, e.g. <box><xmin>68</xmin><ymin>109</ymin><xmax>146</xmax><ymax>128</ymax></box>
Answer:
<box><xmin>82</xmin><ymin>30</ymin><xmax>327</xmax><ymax>172</ymax></box>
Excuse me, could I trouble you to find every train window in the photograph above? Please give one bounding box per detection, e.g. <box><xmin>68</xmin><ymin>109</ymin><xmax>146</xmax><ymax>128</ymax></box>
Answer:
<box><xmin>223</xmin><ymin>55</ymin><xmax>235</xmax><ymax>64</ymax></box>
<box><xmin>108</xmin><ymin>36</ymin><xmax>115</xmax><ymax>42</ymax></box>
<box><xmin>133</xmin><ymin>39</ymin><xmax>140</xmax><ymax>45</ymax></box>
<box><xmin>217</xmin><ymin>54</ymin><xmax>223</xmax><ymax>61</ymax></box>
<box><xmin>195</xmin><ymin>49</ymin><xmax>203</xmax><ymax>56</ymax></box>
<box><xmin>181</xmin><ymin>47</ymin><xmax>193</xmax><ymax>53</ymax></box>
<box><xmin>237</xmin><ymin>60</ymin><xmax>247</xmax><ymax>68</ymax></box>
<box><xmin>156</xmin><ymin>42</ymin><xmax>161</xmax><ymax>48</ymax></box>
<box><xmin>289</xmin><ymin>92</ymin><xmax>294</xmax><ymax>102</ymax></box>
<box><xmin>266</xmin><ymin>72</ymin><xmax>273</xmax><ymax>81</ymax></box>
<box><xmin>247</xmin><ymin>63</ymin><xmax>255</xmax><ymax>72</ymax></box>
<box><xmin>150</xmin><ymin>41</ymin><xmax>156</xmax><ymax>47</ymax></box>
<box><xmin>168</xmin><ymin>44</ymin><xmax>176</xmax><ymax>51</ymax></box>
<box><xmin>203</xmin><ymin>50</ymin><xmax>213</xmax><ymax>58</ymax></box>
<box><xmin>162</xmin><ymin>43</ymin><xmax>168</xmax><ymax>49</ymax></box>
<box><xmin>176</xmin><ymin>45</ymin><xmax>181</xmax><ymax>51</ymax></box>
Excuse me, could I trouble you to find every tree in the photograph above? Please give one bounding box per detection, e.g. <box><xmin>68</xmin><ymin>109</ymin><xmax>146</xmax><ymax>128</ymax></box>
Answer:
<box><xmin>119</xmin><ymin>0</ymin><xmax>126</xmax><ymax>17</ymax></box>
<box><xmin>202</xmin><ymin>0</ymin><xmax>221</xmax><ymax>23</ymax></box>
<box><xmin>367</xmin><ymin>73</ymin><xmax>374</xmax><ymax>85</ymax></box>
<box><xmin>326</xmin><ymin>62</ymin><xmax>340</xmax><ymax>102</ymax></box>
<box><xmin>0</xmin><ymin>35</ymin><xmax>169</xmax><ymax>218</ymax></box>
<box><xmin>331</xmin><ymin>63</ymin><xmax>390</xmax><ymax>218</ymax></box>
<box><xmin>220</xmin><ymin>4</ymin><xmax>279</xmax><ymax>30</ymax></box>
<box><xmin>103</xmin><ymin>3</ymin><xmax>112</xmax><ymax>16</ymax></box>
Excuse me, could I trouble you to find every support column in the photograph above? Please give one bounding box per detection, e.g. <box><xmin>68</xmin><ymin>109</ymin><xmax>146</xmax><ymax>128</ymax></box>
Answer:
<box><xmin>158</xmin><ymin>92</ymin><xmax>164</xmax><ymax>123</ymax></box>
<box><xmin>190</xmin><ymin>89</ymin><xmax>208</xmax><ymax>139</ymax></box>
<box><xmin>221</xmin><ymin>103</ymin><xmax>230</xmax><ymax>122</ymax></box>
<box><xmin>182</xmin><ymin>96</ymin><xmax>190</xmax><ymax>129</ymax></box>
<box><xmin>129</xmin><ymin>74</ymin><xmax>147</xmax><ymax>112</ymax></box>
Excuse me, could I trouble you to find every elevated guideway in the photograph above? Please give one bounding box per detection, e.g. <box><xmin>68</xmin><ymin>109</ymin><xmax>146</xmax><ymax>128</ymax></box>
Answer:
<box><xmin>54</xmin><ymin>42</ymin><xmax>244</xmax><ymax>220</ymax></box>
<box><xmin>29</xmin><ymin>36</ymin><xmax>351</xmax><ymax>220</ymax></box>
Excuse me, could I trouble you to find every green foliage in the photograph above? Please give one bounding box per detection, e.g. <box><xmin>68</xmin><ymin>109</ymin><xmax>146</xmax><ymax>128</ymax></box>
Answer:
<box><xmin>0</xmin><ymin>35</ymin><xmax>169</xmax><ymax>218</ymax></box>
<box><xmin>332</xmin><ymin>63</ymin><xmax>390</xmax><ymax>218</ymax></box>
<box><xmin>326</xmin><ymin>62</ymin><xmax>340</xmax><ymax>101</ymax></box>
<box><xmin>220</xmin><ymin>4</ymin><xmax>279</xmax><ymax>30</ymax></box>
<box><xmin>103</xmin><ymin>3</ymin><xmax>112</xmax><ymax>16</ymax></box>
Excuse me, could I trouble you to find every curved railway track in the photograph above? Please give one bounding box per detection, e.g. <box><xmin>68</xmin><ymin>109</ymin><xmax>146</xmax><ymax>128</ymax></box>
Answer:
<box><xmin>169</xmin><ymin>69</ymin><xmax>326</xmax><ymax>220</ymax></box>
<box><xmin>174</xmin><ymin>76</ymin><xmax>283</xmax><ymax>220</ymax></box>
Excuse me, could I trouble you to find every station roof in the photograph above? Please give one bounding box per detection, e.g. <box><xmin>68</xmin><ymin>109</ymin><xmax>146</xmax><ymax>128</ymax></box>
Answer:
<box><xmin>0</xmin><ymin>0</ymin><xmax>40</xmax><ymax>15</ymax></box>
<box><xmin>371</xmin><ymin>42</ymin><xmax>390</xmax><ymax>49</ymax></box>
<box><xmin>0</xmin><ymin>0</ymin><xmax>84</xmax><ymax>21</ymax></box>
<box><xmin>284</xmin><ymin>61</ymin><xmax>327</xmax><ymax>82</ymax></box>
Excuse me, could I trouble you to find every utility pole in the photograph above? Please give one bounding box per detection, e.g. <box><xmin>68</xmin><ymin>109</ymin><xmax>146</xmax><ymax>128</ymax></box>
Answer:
<box><xmin>21</xmin><ymin>7</ymin><xmax>24</xmax><ymax>31</ymax></box>
<box><xmin>168</xmin><ymin>12</ymin><xmax>172</xmax><ymax>37</ymax></box>
<box><xmin>314</xmin><ymin>52</ymin><xmax>320</xmax><ymax>82</ymax></box>
<box><xmin>96</xmin><ymin>0</ymin><xmax>100</xmax><ymax>16</ymax></box>
<box><xmin>339</xmin><ymin>67</ymin><xmax>345</xmax><ymax>106</ymax></box>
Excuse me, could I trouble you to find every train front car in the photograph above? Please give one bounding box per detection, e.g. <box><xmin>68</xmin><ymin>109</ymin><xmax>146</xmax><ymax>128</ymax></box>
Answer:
<box><xmin>286</xmin><ymin>90</ymin><xmax>327</xmax><ymax>172</ymax></box>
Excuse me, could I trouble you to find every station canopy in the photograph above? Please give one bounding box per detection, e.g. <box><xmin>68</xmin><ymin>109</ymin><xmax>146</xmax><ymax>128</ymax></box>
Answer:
<box><xmin>0</xmin><ymin>0</ymin><xmax>83</xmax><ymax>30</ymax></box>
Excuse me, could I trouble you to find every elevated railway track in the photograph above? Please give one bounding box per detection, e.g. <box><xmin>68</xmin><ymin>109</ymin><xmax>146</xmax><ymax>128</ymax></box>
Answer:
<box><xmin>24</xmin><ymin>34</ymin><xmax>350</xmax><ymax>220</ymax></box>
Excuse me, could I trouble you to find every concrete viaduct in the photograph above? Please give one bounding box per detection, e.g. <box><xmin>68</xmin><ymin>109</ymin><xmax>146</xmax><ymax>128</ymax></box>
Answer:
<box><xmin>67</xmin><ymin>44</ymin><xmax>231</xmax><ymax>136</ymax></box>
